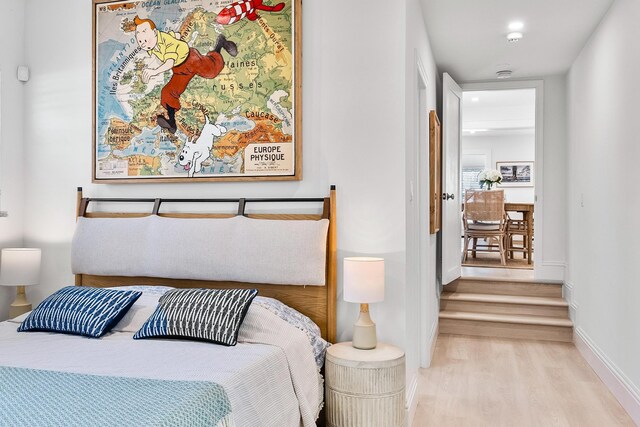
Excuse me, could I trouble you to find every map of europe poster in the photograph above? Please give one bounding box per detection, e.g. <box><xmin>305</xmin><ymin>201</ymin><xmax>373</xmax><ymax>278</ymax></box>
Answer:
<box><xmin>93</xmin><ymin>0</ymin><xmax>300</xmax><ymax>182</ymax></box>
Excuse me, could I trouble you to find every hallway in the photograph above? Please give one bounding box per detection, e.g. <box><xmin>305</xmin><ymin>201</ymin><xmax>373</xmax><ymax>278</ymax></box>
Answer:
<box><xmin>413</xmin><ymin>335</ymin><xmax>633</xmax><ymax>426</ymax></box>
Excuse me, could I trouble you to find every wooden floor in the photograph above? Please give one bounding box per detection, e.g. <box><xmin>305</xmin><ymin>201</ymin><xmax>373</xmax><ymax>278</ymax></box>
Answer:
<box><xmin>413</xmin><ymin>334</ymin><xmax>634</xmax><ymax>426</ymax></box>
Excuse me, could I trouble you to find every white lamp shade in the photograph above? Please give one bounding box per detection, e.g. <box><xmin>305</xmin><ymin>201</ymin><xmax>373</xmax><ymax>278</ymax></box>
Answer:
<box><xmin>0</xmin><ymin>248</ymin><xmax>42</xmax><ymax>286</ymax></box>
<box><xmin>343</xmin><ymin>257</ymin><xmax>384</xmax><ymax>303</ymax></box>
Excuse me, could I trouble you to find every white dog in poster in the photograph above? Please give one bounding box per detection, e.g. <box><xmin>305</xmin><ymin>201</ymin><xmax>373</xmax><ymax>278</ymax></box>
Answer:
<box><xmin>178</xmin><ymin>116</ymin><xmax>227</xmax><ymax>177</ymax></box>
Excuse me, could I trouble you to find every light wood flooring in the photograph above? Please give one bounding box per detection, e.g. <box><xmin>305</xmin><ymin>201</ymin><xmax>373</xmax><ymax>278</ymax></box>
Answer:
<box><xmin>412</xmin><ymin>334</ymin><xmax>634</xmax><ymax>426</ymax></box>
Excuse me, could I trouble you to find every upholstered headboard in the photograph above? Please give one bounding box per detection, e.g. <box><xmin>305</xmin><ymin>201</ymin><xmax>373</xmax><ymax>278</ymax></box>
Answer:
<box><xmin>73</xmin><ymin>187</ymin><xmax>337</xmax><ymax>342</ymax></box>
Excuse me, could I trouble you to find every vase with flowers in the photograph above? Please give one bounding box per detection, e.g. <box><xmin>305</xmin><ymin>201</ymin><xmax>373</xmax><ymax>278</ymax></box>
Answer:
<box><xmin>478</xmin><ymin>169</ymin><xmax>503</xmax><ymax>190</ymax></box>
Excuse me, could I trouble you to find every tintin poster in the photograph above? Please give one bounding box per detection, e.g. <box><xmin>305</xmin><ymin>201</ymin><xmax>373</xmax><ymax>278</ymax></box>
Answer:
<box><xmin>93</xmin><ymin>0</ymin><xmax>300</xmax><ymax>182</ymax></box>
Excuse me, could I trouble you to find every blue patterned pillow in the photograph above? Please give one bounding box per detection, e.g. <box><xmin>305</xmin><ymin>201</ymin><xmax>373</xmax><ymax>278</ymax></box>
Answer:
<box><xmin>18</xmin><ymin>286</ymin><xmax>142</xmax><ymax>338</ymax></box>
<box><xmin>134</xmin><ymin>288</ymin><xmax>258</xmax><ymax>346</ymax></box>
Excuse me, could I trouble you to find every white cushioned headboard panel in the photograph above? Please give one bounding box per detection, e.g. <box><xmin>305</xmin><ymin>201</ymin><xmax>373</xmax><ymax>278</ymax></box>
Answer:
<box><xmin>71</xmin><ymin>216</ymin><xmax>329</xmax><ymax>286</ymax></box>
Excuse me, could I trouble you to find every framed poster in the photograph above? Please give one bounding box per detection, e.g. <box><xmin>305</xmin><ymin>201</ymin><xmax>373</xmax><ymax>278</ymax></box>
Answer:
<box><xmin>496</xmin><ymin>161</ymin><xmax>534</xmax><ymax>187</ymax></box>
<box><xmin>93</xmin><ymin>0</ymin><xmax>301</xmax><ymax>183</ymax></box>
<box><xmin>429</xmin><ymin>110</ymin><xmax>442</xmax><ymax>234</ymax></box>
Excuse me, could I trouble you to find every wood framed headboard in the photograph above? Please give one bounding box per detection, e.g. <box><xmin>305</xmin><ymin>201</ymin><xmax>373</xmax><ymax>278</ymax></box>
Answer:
<box><xmin>74</xmin><ymin>186</ymin><xmax>337</xmax><ymax>343</ymax></box>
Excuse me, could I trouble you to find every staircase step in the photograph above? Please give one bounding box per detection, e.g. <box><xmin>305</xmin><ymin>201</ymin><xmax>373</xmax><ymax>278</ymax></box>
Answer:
<box><xmin>441</xmin><ymin>292</ymin><xmax>569</xmax><ymax>318</ymax></box>
<box><xmin>445</xmin><ymin>277</ymin><xmax>562</xmax><ymax>298</ymax></box>
<box><xmin>439</xmin><ymin>311</ymin><xmax>573</xmax><ymax>342</ymax></box>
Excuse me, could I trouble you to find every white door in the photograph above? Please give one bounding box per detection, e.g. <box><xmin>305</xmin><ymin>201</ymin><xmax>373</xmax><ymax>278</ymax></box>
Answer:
<box><xmin>441</xmin><ymin>73</ymin><xmax>462</xmax><ymax>285</ymax></box>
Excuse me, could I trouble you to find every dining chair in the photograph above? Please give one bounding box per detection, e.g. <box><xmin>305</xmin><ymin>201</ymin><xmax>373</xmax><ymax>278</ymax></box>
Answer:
<box><xmin>462</xmin><ymin>189</ymin><xmax>508</xmax><ymax>265</ymax></box>
<box><xmin>507</xmin><ymin>213</ymin><xmax>533</xmax><ymax>260</ymax></box>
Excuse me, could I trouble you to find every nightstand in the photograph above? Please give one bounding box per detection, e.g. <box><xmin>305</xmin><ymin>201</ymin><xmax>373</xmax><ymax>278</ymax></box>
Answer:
<box><xmin>325</xmin><ymin>342</ymin><xmax>405</xmax><ymax>427</ymax></box>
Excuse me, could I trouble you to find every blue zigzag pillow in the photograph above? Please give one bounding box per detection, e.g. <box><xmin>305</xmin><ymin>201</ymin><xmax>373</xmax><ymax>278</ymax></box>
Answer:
<box><xmin>134</xmin><ymin>288</ymin><xmax>258</xmax><ymax>346</ymax></box>
<box><xmin>18</xmin><ymin>286</ymin><xmax>142</xmax><ymax>338</ymax></box>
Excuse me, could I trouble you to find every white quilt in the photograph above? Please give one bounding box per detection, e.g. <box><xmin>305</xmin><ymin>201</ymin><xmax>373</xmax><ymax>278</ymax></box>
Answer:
<box><xmin>0</xmin><ymin>298</ymin><xmax>323</xmax><ymax>427</ymax></box>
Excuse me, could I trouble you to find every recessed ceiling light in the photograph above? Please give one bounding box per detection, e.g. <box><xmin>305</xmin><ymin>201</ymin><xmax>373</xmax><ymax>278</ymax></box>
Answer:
<box><xmin>507</xmin><ymin>32</ymin><xmax>523</xmax><ymax>42</ymax></box>
<box><xmin>471</xmin><ymin>97</ymin><xmax>480</xmax><ymax>102</ymax></box>
<box><xmin>508</xmin><ymin>21</ymin><xmax>524</xmax><ymax>31</ymax></box>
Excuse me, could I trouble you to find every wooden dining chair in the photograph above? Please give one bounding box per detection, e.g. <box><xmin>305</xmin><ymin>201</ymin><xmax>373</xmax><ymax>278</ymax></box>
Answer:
<box><xmin>507</xmin><ymin>213</ymin><xmax>533</xmax><ymax>260</ymax></box>
<box><xmin>463</xmin><ymin>189</ymin><xmax>508</xmax><ymax>265</ymax></box>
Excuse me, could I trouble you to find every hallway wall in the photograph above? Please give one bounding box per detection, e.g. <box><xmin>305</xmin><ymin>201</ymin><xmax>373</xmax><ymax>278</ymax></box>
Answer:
<box><xmin>566</xmin><ymin>0</ymin><xmax>640</xmax><ymax>421</ymax></box>
<box><xmin>404</xmin><ymin>0</ymin><xmax>440</xmax><ymax>420</ymax></box>
<box><xmin>462</xmin><ymin>133</ymin><xmax>536</xmax><ymax>203</ymax></box>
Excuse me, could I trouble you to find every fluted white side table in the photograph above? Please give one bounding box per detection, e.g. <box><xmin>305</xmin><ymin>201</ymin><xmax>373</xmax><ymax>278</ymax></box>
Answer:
<box><xmin>325</xmin><ymin>342</ymin><xmax>405</xmax><ymax>427</ymax></box>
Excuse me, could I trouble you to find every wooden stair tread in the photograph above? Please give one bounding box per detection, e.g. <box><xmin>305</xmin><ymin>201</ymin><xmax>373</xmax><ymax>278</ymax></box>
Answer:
<box><xmin>446</xmin><ymin>279</ymin><xmax>563</xmax><ymax>298</ymax></box>
<box><xmin>439</xmin><ymin>311</ymin><xmax>573</xmax><ymax>327</ymax></box>
<box><xmin>458</xmin><ymin>276</ymin><xmax>563</xmax><ymax>285</ymax></box>
<box><xmin>441</xmin><ymin>292</ymin><xmax>568</xmax><ymax>307</ymax></box>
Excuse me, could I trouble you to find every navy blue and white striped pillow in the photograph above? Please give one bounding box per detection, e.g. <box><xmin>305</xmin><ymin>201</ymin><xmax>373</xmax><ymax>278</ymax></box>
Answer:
<box><xmin>134</xmin><ymin>288</ymin><xmax>258</xmax><ymax>346</ymax></box>
<box><xmin>18</xmin><ymin>286</ymin><xmax>142</xmax><ymax>338</ymax></box>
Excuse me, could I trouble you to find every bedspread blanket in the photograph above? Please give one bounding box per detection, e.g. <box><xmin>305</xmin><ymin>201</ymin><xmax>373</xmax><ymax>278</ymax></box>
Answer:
<box><xmin>0</xmin><ymin>366</ymin><xmax>234</xmax><ymax>427</ymax></box>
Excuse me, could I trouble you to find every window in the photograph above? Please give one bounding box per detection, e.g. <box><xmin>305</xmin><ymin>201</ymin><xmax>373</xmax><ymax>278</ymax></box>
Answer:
<box><xmin>461</xmin><ymin>153</ymin><xmax>487</xmax><ymax>199</ymax></box>
<box><xmin>461</xmin><ymin>166</ymin><xmax>483</xmax><ymax>197</ymax></box>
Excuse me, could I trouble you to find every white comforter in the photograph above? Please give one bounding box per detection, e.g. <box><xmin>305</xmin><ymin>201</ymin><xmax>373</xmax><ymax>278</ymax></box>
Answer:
<box><xmin>0</xmin><ymin>297</ymin><xmax>323</xmax><ymax>427</ymax></box>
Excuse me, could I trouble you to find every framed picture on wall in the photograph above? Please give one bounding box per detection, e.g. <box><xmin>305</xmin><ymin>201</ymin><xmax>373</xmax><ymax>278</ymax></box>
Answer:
<box><xmin>92</xmin><ymin>0</ymin><xmax>302</xmax><ymax>183</ymax></box>
<box><xmin>429</xmin><ymin>110</ymin><xmax>442</xmax><ymax>234</ymax></box>
<box><xmin>496</xmin><ymin>161</ymin><xmax>534</xmax><ymax>187</ymax></box>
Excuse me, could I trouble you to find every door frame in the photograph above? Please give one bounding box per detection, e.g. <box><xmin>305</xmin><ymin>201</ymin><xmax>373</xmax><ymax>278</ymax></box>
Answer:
<box><xmin>461</xmin><ymin>80</ymin><xmax>545</xmax><ymax>278</ymax></box>
<box><xmin>415</xmin><ymin>56</ymin><xmax>431</xmax><ymax>369</ymax></box>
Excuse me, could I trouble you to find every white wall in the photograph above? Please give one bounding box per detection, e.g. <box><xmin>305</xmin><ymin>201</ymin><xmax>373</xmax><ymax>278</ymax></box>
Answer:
<box><xmin>0</xmin><ymin>0</ymin><xmax>26</xmax><ymax>318</ymax></box>
<box><xmin>462</xmin><ymin>133</ymin><xmax>536</xmax><ymax>203</ymax></box>
<box><xmin>404</xmin><ymin>0</ymin><xmax>440</xmax><ymax>420</ymax></box>
<box><xmin>566</xmin><ymin>0</ymin><xmax>640</xmax><ymax>421</ymax></box>
<box><xmin>539</xmin><ymin>75</ymin><xmax>567</xmax><ymax>278</ymax></box>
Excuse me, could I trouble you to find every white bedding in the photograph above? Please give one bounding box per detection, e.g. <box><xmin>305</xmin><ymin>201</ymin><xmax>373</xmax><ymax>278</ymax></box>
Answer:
<box><xmin>0</xmin><ymin>297</ymin><xmax>323</xmax><ymax>427</ymax></box>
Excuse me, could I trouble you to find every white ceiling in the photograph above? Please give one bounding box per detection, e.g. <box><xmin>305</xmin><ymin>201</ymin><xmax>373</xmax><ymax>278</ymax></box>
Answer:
<box><xmin>421</xmin><ymin>0</ymin><xmax>614</xmax><ymax>82</ymax></box>
<box><xmin>463</xmin><ymin>88</ymin><xmax>535</xmax><ymax>136</ymax></box>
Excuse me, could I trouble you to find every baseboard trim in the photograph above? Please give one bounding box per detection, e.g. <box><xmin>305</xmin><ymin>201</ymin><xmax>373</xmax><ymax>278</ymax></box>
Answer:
<box><xmin>563</xmin><ymin>281</ymin><xmax>574</xmax><ymax>302</ymax></box>
<box><xmin>574</xmin><ymin>327</ymin><xmax>640</xmax><ymax>424</ymax></box>
<box><xmin>563</xmin><ymin>282</ymin><xmax>577</xmax><ymax>322</ymax></box>
<box><xmin>429</xmin><ymin>323</ymin><xmax>439</xmax><ymax>362</ymax></box>
<box><xmin>535</xmin><ymin>262</ymin><xmax>565</xmax><ymax>282</ymax></box>
<box><xmin>568</xmin><ymin>303</ymin><xmax>578</xmax><ymax>323</ymax></box>
<box><xmin>540</xmin><ymin>260</ymin><xmax>566</xmax><ymax>267</ymax></box>
<box><xmin>405</xmin><ymin>373</ymin><xmax>419</xmax><ymax>427</ymax></box>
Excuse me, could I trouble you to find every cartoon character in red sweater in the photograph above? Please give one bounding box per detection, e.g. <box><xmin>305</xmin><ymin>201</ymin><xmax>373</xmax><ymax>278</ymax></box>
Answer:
<box><xmin>134</xmin><ymin>16</ymin><xmax>237</xmax><ymax>134</ymax></box>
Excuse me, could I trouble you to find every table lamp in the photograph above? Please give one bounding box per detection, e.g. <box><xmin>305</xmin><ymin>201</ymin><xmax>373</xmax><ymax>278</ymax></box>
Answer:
<box><xmin>0</xmin><ymin>248</ymin><xmax>41</xmax><ymax>318</ymax></box>
<box><xmin>343</xmin><ymin>257</ymin><xmax>385</xmax><ymax>350</ymax></box>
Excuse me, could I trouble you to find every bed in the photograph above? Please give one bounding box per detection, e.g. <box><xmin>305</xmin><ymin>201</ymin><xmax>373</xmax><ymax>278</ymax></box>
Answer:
<box><xmin>0</xmin><ymin>187</ymin><xmax>337</xmax><ymax>427</ymax></box>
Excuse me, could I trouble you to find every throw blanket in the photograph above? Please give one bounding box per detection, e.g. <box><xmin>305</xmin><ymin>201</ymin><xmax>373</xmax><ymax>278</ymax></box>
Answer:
<box><xmin>0</xmin><ymin>366</ymin><xmax>234</xmax><ymax>427</ymax></box>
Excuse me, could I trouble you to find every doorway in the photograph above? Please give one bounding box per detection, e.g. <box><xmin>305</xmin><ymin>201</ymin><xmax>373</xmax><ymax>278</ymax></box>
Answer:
<box><xmin>460</xmin><ymin>82</ymin><xmax>542</xmax><ymax>279</ymax></box>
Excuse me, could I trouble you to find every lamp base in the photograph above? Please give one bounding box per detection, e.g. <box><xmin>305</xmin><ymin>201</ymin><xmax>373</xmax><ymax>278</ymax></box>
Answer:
<box><xmin>352</xmin><ymin>303</ymin><xmax>377</xmax><ymax>350</ymax></box>
<box><xmin>9</xmin><ymin>286</ymin><xmax>32</xmax><ymax>318</ymax></box>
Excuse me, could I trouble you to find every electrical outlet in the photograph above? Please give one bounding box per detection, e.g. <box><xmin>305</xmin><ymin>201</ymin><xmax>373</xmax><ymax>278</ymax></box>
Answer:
<box><xmin>580</xmin><ymin>193</ymin><xmax>584</xmax><ymax>208</ymax></box>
